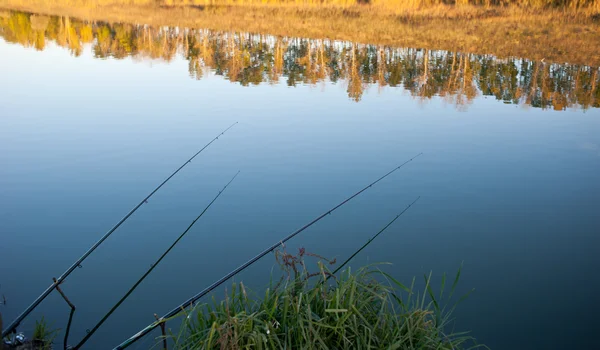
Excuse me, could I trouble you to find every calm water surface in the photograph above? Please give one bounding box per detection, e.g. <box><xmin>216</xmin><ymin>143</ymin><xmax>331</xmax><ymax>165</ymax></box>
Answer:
<box><xmin>1</xmin><ymin>12</ymin><xmax>600</xmax><ymax>349</ymax></box>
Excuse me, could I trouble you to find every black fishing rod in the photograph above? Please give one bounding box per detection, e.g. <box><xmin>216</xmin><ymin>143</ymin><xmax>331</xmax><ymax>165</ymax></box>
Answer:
<box><xmin>113</xmin><ymin>152</ymin><xmax>422</xmax><ymax>350</ymax></box>
<box><xmin>73</xmin><ymin>171</ymin><xmax>240</xmax><ymax>349</ymax></box>
<box><xmin>330</xmin><ymin>196</ymin><xmax>421</xmax><ymax>277</ymax></box>
<box><xmin>1</xmin><ymin>123</ymin><xmax>238</xmax><ymax>338</ymax></box>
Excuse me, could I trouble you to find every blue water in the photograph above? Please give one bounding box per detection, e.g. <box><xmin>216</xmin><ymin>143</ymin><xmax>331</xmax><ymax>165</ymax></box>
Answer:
<box><xmin>1</xmin><ymin>33</ymin><xmax>600</xmax><ymax>349</ymax></box>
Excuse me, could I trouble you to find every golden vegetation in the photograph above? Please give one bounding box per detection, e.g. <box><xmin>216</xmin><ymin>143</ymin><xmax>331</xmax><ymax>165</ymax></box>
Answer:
<box><xmin>2</xmin><ymin>11</ymin><xmax>598</xmax><ymax>109</ymax></box>
<box><xmin>1</xmin><ymin>0</ymin><xmax>599</xmax><ymax>67</ymax></box>
<box><xmin>4</xmin><ymin>0</ymin><xmax>600</xmax><ymax>14</ymax></box>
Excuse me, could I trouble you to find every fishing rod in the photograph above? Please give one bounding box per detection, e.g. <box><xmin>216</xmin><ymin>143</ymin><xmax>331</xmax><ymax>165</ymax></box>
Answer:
<box><xmin>329</xmin><ymin>196</ymin><xmax>421</xmax><ymax>277</ymax></box>
<box><xmin>1</xmin><ymin>123</ymin><xmax>238</xmax><ymax>338</ymax></box>
<box><xmin>113</xmin><ymin>152</ymin><xmax>422</xmax><ymax>350</ymax></box>
<box><xmin>73</xmin><ymin>171</ymin><xmax>240</xmax><ymax>349</ymax></box>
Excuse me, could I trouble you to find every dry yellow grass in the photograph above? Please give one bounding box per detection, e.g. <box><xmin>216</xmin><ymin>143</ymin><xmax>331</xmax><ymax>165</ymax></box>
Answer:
<box><xmin>1</xmin><ymin>0</ymin><xmax>599</xmax><ymax>66</ymax></box>
<box><xmin>5</xmin><ymin>0</ymin><xmax>600</xmax><ymax>13</ymax></box>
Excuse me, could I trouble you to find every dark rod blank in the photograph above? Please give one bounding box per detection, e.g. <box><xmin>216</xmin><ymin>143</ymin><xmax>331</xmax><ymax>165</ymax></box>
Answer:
<box><xmin>1</xmin><ymin>122</ymin><xmax>238</xmax><ymax>338</ymax></box>
<box><xmin>330</xmin><ymin>196</ymin><xmax>421</xmax><ymax>277</ymax></box>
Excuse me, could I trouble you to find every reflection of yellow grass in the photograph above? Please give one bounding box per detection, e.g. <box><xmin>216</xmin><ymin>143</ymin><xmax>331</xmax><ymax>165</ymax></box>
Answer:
<box><xmin>2</xmin><ymin>0</ymin><xmax>600</xmax><ymax>66</ymax></box>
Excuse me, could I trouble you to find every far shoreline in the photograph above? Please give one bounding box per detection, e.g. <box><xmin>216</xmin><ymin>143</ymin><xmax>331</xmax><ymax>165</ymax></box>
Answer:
<box><xmin>1</xmin><ymin>0</ymin><xmax>600</xmax><ymax>66</ymax></box>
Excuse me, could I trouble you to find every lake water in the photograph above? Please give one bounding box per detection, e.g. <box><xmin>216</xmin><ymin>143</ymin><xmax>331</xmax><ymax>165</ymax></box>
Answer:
<box><xmin>1</xmin><ymin>11</ymin><xmax>599</xmax><ymax>349</ymax></box>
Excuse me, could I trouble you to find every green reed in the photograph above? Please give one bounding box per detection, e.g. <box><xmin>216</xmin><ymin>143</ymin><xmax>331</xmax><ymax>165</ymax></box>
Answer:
<box><xmin>32</xmin><ymin>316</ymin><xmax>59</xmax><ymax>350</ymax></box>
<box><xmin>165</xmin><ymin>251</ymin><xmax>483</xmax><ymax>350</ymax></box>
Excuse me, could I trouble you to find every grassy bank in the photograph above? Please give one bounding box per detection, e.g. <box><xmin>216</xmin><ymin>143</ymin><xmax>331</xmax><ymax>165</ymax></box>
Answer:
<box><xmin>167</xmin><ymin>251</ymin><xmax>479</xmax><ymax>349</ymax></box>
<box><xmin>1</xmin><ymin>251</ymin><xmax>479</xmax><ymax>349</ymax></box>
<box><xmin>3</xmin><ymin>0</ymin><xmax>600</xmax><ymax>18</ymax></box>
<box><xmin>1</xmin><ymin>0</ymin><xmax>600</xmax><ymax>66</ymax></box>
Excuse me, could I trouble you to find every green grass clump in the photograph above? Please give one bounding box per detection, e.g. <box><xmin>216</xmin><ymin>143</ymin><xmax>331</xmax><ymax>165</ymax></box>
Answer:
<box><xmin>168</xmin><ymin>250</ymin><xmax>481</xmax><ymax>349</ymax></box>
<box><xmin>32</xmin><ymin>316</ymin><xmax>58</xmax><ymax>349</ymax></box>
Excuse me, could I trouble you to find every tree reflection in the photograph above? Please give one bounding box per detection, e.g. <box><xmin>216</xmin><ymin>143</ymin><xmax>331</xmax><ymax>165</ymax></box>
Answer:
<box><xmin>2</xmin><ymin>11</ymin><xmax>599</xmax><ymax>110</ymax></box>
